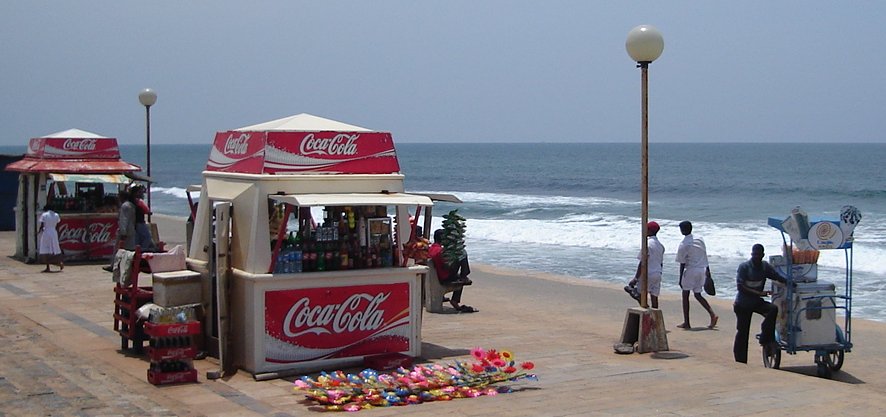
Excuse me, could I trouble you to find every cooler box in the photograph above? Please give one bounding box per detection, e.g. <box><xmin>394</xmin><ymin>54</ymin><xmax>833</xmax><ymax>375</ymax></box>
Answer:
<box><xmin>152</xmin><ymin>270</ymin><xmax>202</xmax><ymax>307</ymax></box>
<box><xmin>772</xmin><ymin>281</ymin><xmax>837</xmax><ymax>347</ymax></box>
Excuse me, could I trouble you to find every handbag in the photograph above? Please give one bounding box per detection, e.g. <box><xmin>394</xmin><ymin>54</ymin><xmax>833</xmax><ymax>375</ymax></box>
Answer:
<box><xmin>704</xmin><ymin>273</ymin><xmax>716</xmax><ymax>296</ymax></box>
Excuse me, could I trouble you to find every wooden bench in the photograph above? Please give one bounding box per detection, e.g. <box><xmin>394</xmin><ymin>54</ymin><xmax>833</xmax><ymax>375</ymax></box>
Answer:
<box><xmin>423</xmin><ymin>260</ymin><xmax>465</xmax><ymax>313</ymax></box>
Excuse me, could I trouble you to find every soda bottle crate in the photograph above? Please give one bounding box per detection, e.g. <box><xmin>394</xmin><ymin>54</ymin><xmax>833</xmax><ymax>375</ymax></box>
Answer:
<box><xmin>147</xmin><ymin>368</ymin><xmax>198</xmax><ymax>385</ymax></box>
<box><xmin>144</xmin><ymin>321</ymin><xmax>201</xmax><ymax>337</ymax></box>
<box><xmin>146</xmin><ymin>345</ymin><xmax>198</xmax><ymax>362</ymax></box>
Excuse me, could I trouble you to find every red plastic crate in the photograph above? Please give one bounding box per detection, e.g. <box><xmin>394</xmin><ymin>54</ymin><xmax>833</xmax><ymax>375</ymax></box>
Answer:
<box><xmin>147</xmin><ymin>368</ymin><xmax>198</xmax><ymax>385</ymax></box>
<box><xmin>146</xmin><ymin>346</ymin><xmax>197</xmax><ymax>362</ymax></box>
<box><xmin>144</xmin><ymin>321</ymin><xmax>201</xmax><ymax>338</ymax></box>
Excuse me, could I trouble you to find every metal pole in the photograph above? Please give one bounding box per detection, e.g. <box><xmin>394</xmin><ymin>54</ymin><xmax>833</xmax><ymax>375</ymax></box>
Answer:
<box><xmin>145</xmin><ymin>105</ymin><xmax>152</xmax><ymax>223</ymax></box>
<box><xmin>640</xmin><ymin>62</ymin><xmax>650</xmax><ymax>309</ymax></box>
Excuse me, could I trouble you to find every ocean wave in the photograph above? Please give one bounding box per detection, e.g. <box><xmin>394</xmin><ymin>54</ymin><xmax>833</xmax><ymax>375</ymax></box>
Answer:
<box><xmin>153</xmin><ymin>186</ymin><xmax>193</xmax><ymax>200</ymax></box>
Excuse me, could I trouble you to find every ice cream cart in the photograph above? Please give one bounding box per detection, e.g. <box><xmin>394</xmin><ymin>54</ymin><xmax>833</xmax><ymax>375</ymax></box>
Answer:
<box><xmin>5</xmin><ymin>129</ymin><xmax>142</xmax><ymax>262</ymax></box>
<box><xmin>764</xmin><ymin>206</ymin><xmax>861</xmax><ymax>378</ymax></box>
<box><xmin>186</xmin><ymin>113</ymin><xmax>434</xmax><ymax>379</ymax></box>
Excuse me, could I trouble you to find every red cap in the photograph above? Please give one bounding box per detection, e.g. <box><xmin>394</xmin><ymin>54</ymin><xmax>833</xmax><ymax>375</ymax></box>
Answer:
<box><xmin>647</xmin><ymin>221</ymin><xmax>660</xmax><ymax>234</ymax></box>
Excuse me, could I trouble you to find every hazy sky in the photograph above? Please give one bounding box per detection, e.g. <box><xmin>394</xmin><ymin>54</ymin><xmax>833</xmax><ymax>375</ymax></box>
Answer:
<box><xmin>2</xmin><ymin>1</ymin><xmax>884</xmax><ymax>146</ymax></box>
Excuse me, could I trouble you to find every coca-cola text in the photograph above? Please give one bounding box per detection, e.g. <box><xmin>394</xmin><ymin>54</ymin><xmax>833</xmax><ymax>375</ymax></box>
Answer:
<box><xmin>283</xmin><ymin>292</ymin><xmax>389</xmax><ymax>337</ymax></box>
<box><xmin>62</xmin><ymin>138</ymin><xmax>97</xmax><ymax>151</ymax></box>
<box><xmin>223</xmin><ymin>133</ymin><xmax>250</xmax><ymax>155</ymax></box>
<box><xmin>299</xmin><ymin>133</ymin><xmax>359</xmax><ymax>157</ymax></box>
<box><xmin>58</xmin><ymin>222</ymin><xmax>112</xmax><ymax>245</ymax></box>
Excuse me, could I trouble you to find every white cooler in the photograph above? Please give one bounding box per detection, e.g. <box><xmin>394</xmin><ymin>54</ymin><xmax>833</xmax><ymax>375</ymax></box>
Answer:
<box><xmin>772</xmin><ymin>281</ymin><xmax>837</xmax><ymax>347</ymax></box>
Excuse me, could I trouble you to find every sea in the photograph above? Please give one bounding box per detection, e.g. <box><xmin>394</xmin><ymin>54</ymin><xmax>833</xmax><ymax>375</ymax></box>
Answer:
<box><xmin>4</xmin><ymin>142</ymin><xmax>885</xmax><ymax>321</ymax></box>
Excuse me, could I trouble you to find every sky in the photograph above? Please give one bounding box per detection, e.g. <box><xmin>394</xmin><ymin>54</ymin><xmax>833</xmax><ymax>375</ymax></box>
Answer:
<box><xmin>2</xmin><ymin>1</ymin><xmax>885</xmax><ymax>146</ymax></box>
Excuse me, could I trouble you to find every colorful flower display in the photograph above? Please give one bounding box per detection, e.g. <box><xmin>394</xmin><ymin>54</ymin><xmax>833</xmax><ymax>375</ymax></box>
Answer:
<box><xmin>293</xmin><ymin>347</ymin><xmax>537</xmax><ymax>412</ymax></box>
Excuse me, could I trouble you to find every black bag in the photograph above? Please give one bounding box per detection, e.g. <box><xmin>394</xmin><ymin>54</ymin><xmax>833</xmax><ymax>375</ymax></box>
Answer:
<box><xmin>704</xmin><ymin>274</ymin><xmax>716</xmax><ymax>296</ymax></box>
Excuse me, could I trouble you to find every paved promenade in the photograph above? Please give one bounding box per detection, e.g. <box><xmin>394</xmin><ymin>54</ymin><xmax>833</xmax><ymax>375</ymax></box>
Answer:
<box><xmin>2</xmin><ymin>215</ymin><xmax>886</xmax><ymax>416</ymax></box>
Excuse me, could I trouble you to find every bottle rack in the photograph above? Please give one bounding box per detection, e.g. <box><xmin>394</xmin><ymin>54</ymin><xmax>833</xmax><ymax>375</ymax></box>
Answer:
<box><xmin>144</xmin><ymin>321</ymin><xmax>200</xmax><ymax>385</ymax></box>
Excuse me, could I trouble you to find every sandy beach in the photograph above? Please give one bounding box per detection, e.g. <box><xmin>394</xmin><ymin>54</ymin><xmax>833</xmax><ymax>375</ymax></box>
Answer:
<box><xmin>2</xmin><ymin>214</ymin><xmax>886</xmax><ymax>416</ymax></box>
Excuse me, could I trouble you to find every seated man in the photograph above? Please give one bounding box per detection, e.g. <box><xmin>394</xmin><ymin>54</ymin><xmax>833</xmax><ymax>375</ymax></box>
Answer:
<box><xmin>428</xmin><ymin>228</ymin><xmax>476</xmax><ymax>313</ymax></box>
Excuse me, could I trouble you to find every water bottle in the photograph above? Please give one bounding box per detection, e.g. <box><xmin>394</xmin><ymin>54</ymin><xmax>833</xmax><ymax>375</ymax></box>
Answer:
<box><xmin>293</xmin><ymin>250</ymin><xmax>303</xmax><ymax>273</ymax></box>
<box><xmin>283</xmin><ymin>251</ymin><xmax>292</xmax><ymax>274</ymax></box>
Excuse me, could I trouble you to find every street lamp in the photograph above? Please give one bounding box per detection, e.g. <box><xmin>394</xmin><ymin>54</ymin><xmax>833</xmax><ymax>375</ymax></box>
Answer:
<box><xmin>626</xmin><ymin>25</ymin><xmax>663</xmax><ymax>309</ymax></box>
<box><xmin>138</xmin><ymin>88</ymin><xmax>157</xmax><ymax>222</ymax></box>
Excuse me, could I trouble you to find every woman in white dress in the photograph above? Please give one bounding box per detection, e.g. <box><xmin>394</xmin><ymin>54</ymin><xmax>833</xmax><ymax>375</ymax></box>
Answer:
<box><xmin>38</xmin><ymin>207</ymin><xmax>64</xmax><ymax>272</ymax></box>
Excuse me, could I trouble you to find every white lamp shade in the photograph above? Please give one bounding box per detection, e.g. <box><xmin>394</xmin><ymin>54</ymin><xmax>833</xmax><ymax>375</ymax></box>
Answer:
<box><xmin>626</xmin><ymin>25</ymin><xmax>664</xmax><ymax>63</ymax></box>
<box><xmin>138</xmin><ymin>88</ymin><xmax>158</xmax><ymax>107</ymax></box>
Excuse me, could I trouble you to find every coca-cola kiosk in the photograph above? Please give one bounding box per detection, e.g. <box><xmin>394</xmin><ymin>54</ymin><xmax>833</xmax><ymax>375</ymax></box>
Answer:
<box><xmin>5</xmin><ymin>129</ymin><xmax>141</xmax><ymax>262</ymax></box>
<box><xmin>186</xmin><ymin>114</ymin><xmax>432</xmax><ymax>378</ymax></box>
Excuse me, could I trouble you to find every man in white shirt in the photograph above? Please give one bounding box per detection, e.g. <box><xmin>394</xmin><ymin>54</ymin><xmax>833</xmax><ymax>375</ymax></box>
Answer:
<box><xmin>625</xmin><ymin>221</ymin><xmax>665</xmax><ymax>308</ymax></box>
<box><xmin>675</xmin><ymin>221</ymin><xmax>718</xmax><ymax>329</ymax></box>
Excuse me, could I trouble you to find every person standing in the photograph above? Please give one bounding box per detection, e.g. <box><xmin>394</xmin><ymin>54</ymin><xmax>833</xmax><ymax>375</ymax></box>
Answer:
<box><xmin>38</xmin><ymin>207</ymin><xmax>64</xmax><ymax>272</ymax></box>
<box><xmin>625</xmin><ymin>221</ymin><xmax>665</xmax><ymax>308</ymax></box>
<box><xmin>675</xmin><ymin>220</ymin><xmax>718</xmax><ymax>329</ymax></box>
<box><xmin>117</xmin><ymin>190</ymin><xmax>137</xmax><ymax>251</ymax></box>
<box><xmin>130</xmin><ymin>184</ymin><xmax>156</xmax><ymax>251</ymax></box>
<box><xmin>733</xmin><ymin>244</ymin><xmax>787</xmax><ymax>363</ymax></box>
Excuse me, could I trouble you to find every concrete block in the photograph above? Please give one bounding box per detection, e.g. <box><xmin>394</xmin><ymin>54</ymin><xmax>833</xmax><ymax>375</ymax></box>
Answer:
<box><xmin>620</xmin><ymin>307</ymin><xmax>669</xmax><ymax>353</ymax></box>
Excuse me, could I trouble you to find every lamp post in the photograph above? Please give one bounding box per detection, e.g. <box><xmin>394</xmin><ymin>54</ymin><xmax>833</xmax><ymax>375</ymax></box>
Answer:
<box><xmin>138</xmin><ymin>88</ymin><xmax>157</xmax><ymax>222</ymax></box>
<box><xmin>626</xmin><ymin>25</ymin><xmax>663</xmax><ymax>309</ymax></box>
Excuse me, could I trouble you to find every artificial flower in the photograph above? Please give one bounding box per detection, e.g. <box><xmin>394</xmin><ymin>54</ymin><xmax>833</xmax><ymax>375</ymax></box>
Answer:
<box><xmin>293</xmin><ymin>348</ymin><xmax>538</xmax><ymax>412</ymax></box>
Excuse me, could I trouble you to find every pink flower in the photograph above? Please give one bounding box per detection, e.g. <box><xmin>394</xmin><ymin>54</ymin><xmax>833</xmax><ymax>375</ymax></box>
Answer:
<box><xmin>470</xmin><ymin>347</ymin><xmax>485</xmax><ymax>360</ymax></box>
<box><xmin>492</xmin><ymin>358</ymin><xmax>507</xmax><ymax>367</ymax></box>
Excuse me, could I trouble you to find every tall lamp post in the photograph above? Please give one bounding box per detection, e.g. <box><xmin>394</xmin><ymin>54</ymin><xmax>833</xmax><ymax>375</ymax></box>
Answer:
<box><xmin>626</xmin><ymin>25</ymin><xmax>663</xmax><ymax>309</ymax></box>
<box><xmin>138</xmin><ymin>88</ymin><xmax>157</xmax><ymax>222</ymax></box>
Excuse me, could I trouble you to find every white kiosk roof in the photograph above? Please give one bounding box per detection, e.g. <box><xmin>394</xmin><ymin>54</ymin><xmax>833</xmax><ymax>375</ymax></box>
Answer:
<box><xmin>234</xmin><ymin>113</ymin><xmax>372</xmax><ymax>132</ymax></box>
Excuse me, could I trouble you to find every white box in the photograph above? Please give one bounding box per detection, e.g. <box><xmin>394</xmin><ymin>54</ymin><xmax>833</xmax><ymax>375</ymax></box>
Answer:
<box><xmin>152</xmin><ymin>270</ymin><xmax>202</xmax><ymax>307</ymax></box>
<box><xmin>772</xmin><ymin>281</ymin><xmax>836</xmax><ymax>347</ymax></box>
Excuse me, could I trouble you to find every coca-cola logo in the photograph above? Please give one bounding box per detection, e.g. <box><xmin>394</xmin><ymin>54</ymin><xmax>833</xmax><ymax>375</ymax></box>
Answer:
<box><xmin>165</xmin><ymin>325</ymin><xmax>191</xmax><ymax>335</ymax></box>
<box><xmin>299</xmin><ymin>133</ymin><xmax>359</xmax><ymax>156</ymax></box>
<box><xmin>223</xmin><ymin>133</ymin><xmax>250</xmax><ymax>155</ymax></box>
<box><xmin>62</xmin><ymin>138</ymin><xmax>97</xmax><ymax>151</ymax></box>
<box><xmin>283</xmin><ymin>292</ymin><xmax>389</xmax><ymax>337</ymax></box>
<box><xmin>58</xmin><ymin>222</ymin><xmax>112</xmax><ymax>245</ymax></box>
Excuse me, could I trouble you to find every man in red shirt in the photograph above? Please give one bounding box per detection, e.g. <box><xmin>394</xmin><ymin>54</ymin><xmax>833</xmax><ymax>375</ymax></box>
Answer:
<box><xmin>428</xmin><ymin>229</ymin><xmax>476</xmax><ymax>313</ymax></box>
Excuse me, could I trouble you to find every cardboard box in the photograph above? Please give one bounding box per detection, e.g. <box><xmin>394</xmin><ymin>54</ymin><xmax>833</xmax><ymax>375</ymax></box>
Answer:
<box><xmin>152</xmin><ymin>270</ymin><xmax>202</xmax><ymax>307</ymax></box>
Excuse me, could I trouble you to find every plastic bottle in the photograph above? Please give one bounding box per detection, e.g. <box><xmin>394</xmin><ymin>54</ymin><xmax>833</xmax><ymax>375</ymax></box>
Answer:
<box><xmin>294</xmin><ymin>250</ymin><xmax>303</xmax><ymax>273</ymax></box>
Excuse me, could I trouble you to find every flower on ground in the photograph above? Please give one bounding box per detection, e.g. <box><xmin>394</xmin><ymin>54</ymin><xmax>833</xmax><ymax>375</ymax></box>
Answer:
<box><xmin>293</xmin><ymin>348</ymin><xmax>538</xmax><ymax>412</ymax></box>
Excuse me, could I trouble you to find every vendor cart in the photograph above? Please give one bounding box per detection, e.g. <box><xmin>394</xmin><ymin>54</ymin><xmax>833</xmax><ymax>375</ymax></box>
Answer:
<box><xmin>763</xmin><ymin>206</ymin><xmax>861</xmax><ymax>378</ymax></box>
<box><xmin>5</xmin><ymin>129</ymin><xmax>143</xmax><ymax>262</ymax></box>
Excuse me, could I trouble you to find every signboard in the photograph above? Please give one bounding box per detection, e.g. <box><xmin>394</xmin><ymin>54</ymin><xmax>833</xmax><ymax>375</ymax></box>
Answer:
<box><xmin>263</xmin><ymin>282</ymin><xmax>410</xmax><ymax>363</ymax></box>
<box><xmin>57</xmin><ymin>215</ymin><xmax>118</xmax><ymax>260</ymax></box>
<box><xmin>206</xmin><ymin>131</ymin><xmax>400</xmax><ymax>174</ymax></box>
<box><xmin>26</xmin><ymin>138</ymin><xmax>122</xmax><ymax>159</ymax></box>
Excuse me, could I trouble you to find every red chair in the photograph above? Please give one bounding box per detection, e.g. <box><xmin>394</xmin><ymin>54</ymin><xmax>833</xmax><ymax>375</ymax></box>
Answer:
<box><xmin>113</xmin><ymin>246</ymin><xmax>153</xmax><ymax>352</ymax></box>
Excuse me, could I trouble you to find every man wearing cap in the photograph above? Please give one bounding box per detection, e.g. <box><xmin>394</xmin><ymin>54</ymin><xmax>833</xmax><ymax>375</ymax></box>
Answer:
<box><xmin>625</xmin><ymin>221</ymin><xmax>665</xmax><ymax>308</ymax></box>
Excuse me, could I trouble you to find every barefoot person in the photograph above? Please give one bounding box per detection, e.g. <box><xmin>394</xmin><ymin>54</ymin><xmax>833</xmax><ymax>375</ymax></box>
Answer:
<box><xmin>38</xmin><ymin>206</ymin><xmax>64</xmax><ymax>272</ymax></box>
<box><xmin>675</xmin><ymin>221</ymin><xmax>718</xmax><ymax>329</ymax></box>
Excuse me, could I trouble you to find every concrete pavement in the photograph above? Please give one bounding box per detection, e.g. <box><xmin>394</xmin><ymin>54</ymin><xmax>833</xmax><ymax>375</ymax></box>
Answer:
<box><xmin>2</xmin><ymin>215</ymin><xmax>885</xmax><ymax>416</ymax></box>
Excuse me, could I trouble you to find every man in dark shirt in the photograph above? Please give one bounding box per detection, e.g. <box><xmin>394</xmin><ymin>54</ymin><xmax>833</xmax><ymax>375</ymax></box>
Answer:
<box><xmin>733</xmin><ymin>243</ymin><xmax>787</xmax><ymax>363</ymax></box>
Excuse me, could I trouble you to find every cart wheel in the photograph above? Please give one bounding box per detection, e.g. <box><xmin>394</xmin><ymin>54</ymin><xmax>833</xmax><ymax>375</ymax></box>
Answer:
<box><xmin>762</xmin><ymin>344</ymin><xmax>781</xmax><ymax>369</ymax></box>
<box><xmin>826</xmin><ymin>350</ymin><xmax>844</xmax><ymax>372</ymax></box>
